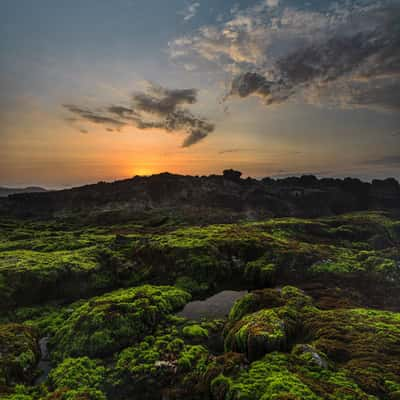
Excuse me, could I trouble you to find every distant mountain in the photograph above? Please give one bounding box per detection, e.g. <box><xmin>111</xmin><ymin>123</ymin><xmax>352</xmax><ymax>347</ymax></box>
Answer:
<box><xmin>0</xmin><ymin>186</ymin><xmax>47</xmax><ymax>197</ymax></box>
<box><xmin>0</xmin><ymin>170</ymin><xmax>399</xmax><ymax>221</ymax></box>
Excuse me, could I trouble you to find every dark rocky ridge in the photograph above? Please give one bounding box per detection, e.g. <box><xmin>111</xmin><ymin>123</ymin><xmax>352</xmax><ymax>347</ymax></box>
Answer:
<box><xmin>1</xmin><ymin>170</ymin><xmax>399</xmax><ymax>220</ymax></box>
<box><xmin>0</xmin><ymin>186</ymin><xmax>47</xmax><ymax>198</ymax></box>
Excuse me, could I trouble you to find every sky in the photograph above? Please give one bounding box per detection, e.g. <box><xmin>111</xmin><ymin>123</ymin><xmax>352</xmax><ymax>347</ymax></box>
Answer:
<box><xmin>0</xmin><ymin>0</ymin><xmax>399</xmax><ymax>188</ymax></box>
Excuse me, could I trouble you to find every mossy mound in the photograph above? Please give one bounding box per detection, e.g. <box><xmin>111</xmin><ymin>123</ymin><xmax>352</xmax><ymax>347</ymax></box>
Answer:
<box><xmin>224</xmin><ymin>287</ymin><xmax>309</xmax><ymax>361</ymax></box>
<box><xmin>51</xmin><ymin>285</ymin><xmax>191</xmax><ymax>359</ymax></box>
<box><xmin>224</xmin><ymin>307</ymin><xmax>297</xmax><ymax>361</ymax></box>
<box><xmin>223</xmin><ymin>286</ymin><xmax>400</xmax><ymax>399</ymax></box>
<box><xmin>45</xmin><ymin>357</ymin><xmax>107</xmax><ymax>400</ymax></box>
<box><xmin>211</xmin><ymin>351</ymin><xmax>377</xmax><ymax>399</ymax></box>
<box><xmin>113</xmin><ymin>319</ymin><xmax>217</xmax><ymax>398</ymax></box>
<box><xmin>304</xmin><ymin>307</ymin><xmax>400</xmax><ymax>397</ymax></box>
<box><xmin>228</xmin><ymin>289</ymin><xmax>286</xmax><ymax>321</ymax></box>
<box><xmin>0</xmin><ymin>324</ymin><xmax>39</xmax><ymax>390</ymax></box>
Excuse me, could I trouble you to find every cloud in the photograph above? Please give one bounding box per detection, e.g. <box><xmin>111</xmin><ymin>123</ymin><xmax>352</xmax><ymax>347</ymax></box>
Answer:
<box><xmin>180</xmin><ymin>2</ymin><xmax>200</xmax><ymax>22</ymax></box>
<box><xmin>229</xmin><ymin>72</ymin><xmax>291</xmax><ymax>105</ymax></box>
<box><xmin>219</xmin><ymin>148</ymin><xmax>245</xmax><ymax>154</ymax></box>
<box><xmin>266</xmin><ymin>0</ymin><xmax>279</xmax><ymax>8</ymax></box>
<box><xmin>64</xmin><ymin>82</ymin><xmax>214</xmax><ymax>147</ymax></box>
<box><xmin>170</xmin><ymin>0</ymin><xmax>400</xmax><ymax>112</ymax></box>
<box><xmin>363</xmin><ymin>155</ymin><xmax>400</xmax><ymax>166</ymax></box>
<box><xmin>63</xmin><ymin>105</ymin><xmax>126</xmax><ymax>128</ymax></box>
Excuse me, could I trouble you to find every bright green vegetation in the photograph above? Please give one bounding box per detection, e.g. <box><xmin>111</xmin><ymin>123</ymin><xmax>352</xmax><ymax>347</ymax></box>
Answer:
<box><xmin>0</xmin><ymin>211</ymin><xmax>399</xmax><ymax>399</ymax></box>
<box><xmin>182</xmin><ymin>324</ymin><xmax>209</xmax><ymax>339</ymax></box>
<box><xmin>211</xmin><ymin>352</ymin><xmax>376</xmax><ymax>400</ymax></box>
<box><xmin>47</xmin><ymin>357</ymin><xmax>107</xmax><ymax>400</ymax></box>
<box><xmin>211</xmin><ymin>287</ymin><xmax>400</xmax><ymax>399</ymax></box>
<box><xmin>51</xmin><ymin>285</ymin><xmax>191</xmax><ymax>359</ymax></box>
<box><xmin>1</xmin><ymin>212</ymin><xmax>399</xmax><ymax>309</ymax></box>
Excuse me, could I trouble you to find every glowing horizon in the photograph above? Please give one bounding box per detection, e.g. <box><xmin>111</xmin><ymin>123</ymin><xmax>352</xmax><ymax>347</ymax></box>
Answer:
<box><xmin>1</xmin><ymin>0</ymin><xmax>399</xmax><ymax>188</ymax></box>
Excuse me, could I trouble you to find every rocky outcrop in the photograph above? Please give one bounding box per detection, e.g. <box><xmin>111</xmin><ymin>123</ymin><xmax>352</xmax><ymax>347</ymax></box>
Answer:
<box><xmin>1</xmin><ymin>172</ymin><xmax>399</xmax><ymax>220</ymax></box>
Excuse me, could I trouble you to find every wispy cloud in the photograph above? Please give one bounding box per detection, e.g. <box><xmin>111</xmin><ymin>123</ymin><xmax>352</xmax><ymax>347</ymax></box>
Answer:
<box><xmin>64</xmin><ymin>82</ymin><xmax>214</xmax><ymax>147</ymax></box>
<box><xmin>219</xmin><ymin>148</ymin><xmax>252</xmax><ymax>154</ymax></box>
<box><xmin>170</xmin><ymin>0</ymin><xmax>400</xmax><ymax>112</ymax></box>
<box><xmin>363</xmin><ymin>155</ymin><xmax>400</xmax><ymax>166</ymax></box>
<box><xmin>180</xmin><ymin>2</ymin><xmax>200</xmax><ymax>22</ymax></box>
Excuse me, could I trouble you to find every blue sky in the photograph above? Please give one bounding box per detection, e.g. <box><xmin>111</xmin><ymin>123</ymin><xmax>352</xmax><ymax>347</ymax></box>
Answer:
<box><xmin>1</xmin><ymin>0</ymin><xmax>399</xmax><ymax>187</ymax></box>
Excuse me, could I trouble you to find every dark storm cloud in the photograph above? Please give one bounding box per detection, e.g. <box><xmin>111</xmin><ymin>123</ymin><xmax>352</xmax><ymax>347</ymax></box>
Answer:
<box><xmin>64</xmin><ymin>83</ymin><xmax>214</xmax><ymax>147</ymax></box>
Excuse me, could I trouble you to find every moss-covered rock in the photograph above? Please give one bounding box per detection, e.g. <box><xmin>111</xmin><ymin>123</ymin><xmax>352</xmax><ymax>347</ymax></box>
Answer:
<box><xmin>224</xmin><ymin>307</ymin><xmax>298</xmax><ymax>361</ymax></box>
<box><xmin>303</xmin><ymin>307</ymin><xmax>400</xmax><ymax>397</ymax></box>
<box><xmin>211</xmin><ymin>352</ymin><xmax>376</xmax><ymax>400</ymax></box>
<box><xmin>211</xmin><ymin>353</ymin><xmax>320</xmax><ymax>400</ymax></box>
<box><xmin>51</xmin><ymin>285</ymin><xmax>191</xmax><ymax>359</ymax></box>
<box><xmin>0</xmin><ymin>324</ymin><xmax>39</xmax><ymax>390</ymax></box>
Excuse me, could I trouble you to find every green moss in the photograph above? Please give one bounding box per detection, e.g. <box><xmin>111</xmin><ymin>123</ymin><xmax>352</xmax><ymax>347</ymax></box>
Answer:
<box><xmin>46</xmin><ymin>387</ymin><xmax>106</xmax><ymax>400</ymax></box>
<box><xmin>113</xmin><ymin>320</ymin><xmax>214</xmax><ymax>397</ymax></box>
<box><xmin>303</xmin><ymin>307</ymin><xmax>400</xmax><ymax>397</ymax></box>
<box><xmin>229</xmin><ymin>289</ymin><xmax>286</xmax><ymax>322</ymax></box>
<box><xmin>244</xmin><ymin>256</ymin><xmax>277</xmax><ymax>286</ymax></box>
<box><xmin>212</xmin><ymin>352</ymin><xmax>377</xmax><ymax>400</ymax></box>
<box><xmin>174</xmin><ymin>276</ymin><xmax>209</xmax><ymax>295</ymax></box>
<box><xmin>51</xmin><ymin>285</ymin><xmax>190</xmax><ymax>359</ymax></box>
<box><xmin>0</xmin><ymin>212</ymin><xmax>399</xmax><ymax>399</ymax></box>
<box><xmin>182</xmin><ymin>324</ymin><xmax>209</xmax><ymax>339</ymax></box>
<box><xmin>48</xmin><ymin>357</ymin><xmax>105</xmax><ymax>391</ymax></box>
<box><xmin>0</xmin><ymin>324</ymin><xmax>39</xmax><ymax>388</ymax></box>
<box><xmin>2</xmin><ymin>211</ymin><xmax>399</xmax><ymax>311</ymax></box>
<box><xmin>224</xmin><ymin>307</ymin><xmax>296</xmax><ymax>361</ymax></box>
<box><xmin>177</xmin><ymin>345</ymin><xmax>208</xmax><ymax>371</ymax></box>
<box><xmin>215</xmin><ymin>353</ymin><xmax>320</xmax><ymax>400</ymax></box>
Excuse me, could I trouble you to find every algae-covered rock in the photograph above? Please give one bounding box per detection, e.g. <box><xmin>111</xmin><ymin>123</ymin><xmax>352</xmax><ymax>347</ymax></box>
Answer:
<box><xmin>46</xmin><ymin>357</ymin><xmax>106</xmax><ymax>400</ymax></box>
<box><xmin>211</xmin><ymin>353</ymin><xmax>320</xmax><ymax>400</ymax></box>
<box><xmin>51</xmin><ymin>285</ymin><xmax>191</xmax><ymax>359</ymax></box>
<box><xmin>224</xmin><ymin>286</ymin><xmax>312</xmax><ymax>361</ymax></box>
<box><xmin>304</xmin><ymin>307</ymin><xmax>400</xmax><ymax>397</ymax></box>
<box><xmin>292</xmin><ymin>344</ymin><xmax>329</xmax><ymax>369</ymax></box>
<box><xmin>0</xmin><ymin>324</ymin><xmax>39</xmax><ymax>389</ymax></box>
<box><xmin>228</xmin><ymin>289</ymin><xmax>285</xmax><ymax>321</ymax></box>
<box><xmin>211</xmin><ymin>352</ymin><xmax>376</xmax><ymax>400</ymax></box>
<box><xmin>113</xmin><ymin>321</ymin><xmax>213</xmax><ymax>398</ymax></box>
<box><xmin>224</xmin><ymin>307</ymin><xmax>297</xmax><ymax>361</ymax></box>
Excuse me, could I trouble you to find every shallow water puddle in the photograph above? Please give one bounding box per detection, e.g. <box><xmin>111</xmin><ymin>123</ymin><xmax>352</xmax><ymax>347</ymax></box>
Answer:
<box><xmin>177</xmin><ymin>290</ymin><xmax>247</xmax><ymax>320</ymax></box>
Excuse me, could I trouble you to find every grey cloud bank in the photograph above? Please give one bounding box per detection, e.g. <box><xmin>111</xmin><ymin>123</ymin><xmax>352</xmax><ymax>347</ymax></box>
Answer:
<box><xmin>170</xmin><ymin>0</ymin><xmax>400</xmax><ymax>112</ymax></box>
